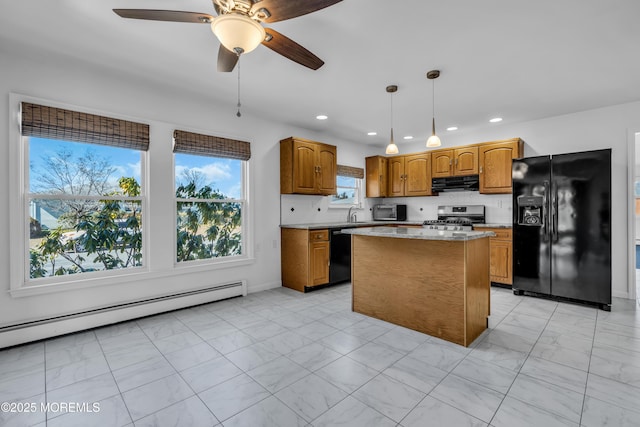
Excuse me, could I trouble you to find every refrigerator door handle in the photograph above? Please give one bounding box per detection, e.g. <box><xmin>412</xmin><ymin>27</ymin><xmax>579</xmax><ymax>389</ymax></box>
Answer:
<box><xmin>551</xmin><ymin>181</ymin><xmax>559</xmax><ymax>242</ymax></box>
<box><xmin>542</xmin><ymin>180</ymin><xmax>550</xmax><ymax>241</ymax></box>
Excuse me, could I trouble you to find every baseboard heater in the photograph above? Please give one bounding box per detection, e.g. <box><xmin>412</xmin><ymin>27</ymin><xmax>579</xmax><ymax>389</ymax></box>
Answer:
<box><xmin>0</xmin><ymin>281</ymin><xmax>246</xmax><ymax>348</ymax></box>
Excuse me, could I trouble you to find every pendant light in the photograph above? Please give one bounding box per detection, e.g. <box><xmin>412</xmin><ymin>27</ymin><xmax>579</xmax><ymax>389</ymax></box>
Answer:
<box><xmin>426</xmin><ymin>70</ymin><xmax>442</xmax><ymax>148</ymax></box>
<box><xmin>385</xmin><ymin>85</ymin><xmax>399</xmax><ymax>155</ymax></box>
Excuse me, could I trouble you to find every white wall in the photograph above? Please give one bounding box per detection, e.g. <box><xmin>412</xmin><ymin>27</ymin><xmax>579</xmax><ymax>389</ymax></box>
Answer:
<box><xmin>1</xmin><ymin>43</ymin><xmax>638</xmax><ymax>336</ymax></box>
<box><xmin>0</xmin><ymin>46</ymin><xmax>372</xmax><ymax>331</ymax></box>
<box><xmin>635</xmin><ymin>133</ymin><xmax>640</xmax><ymax>241</ymax></box>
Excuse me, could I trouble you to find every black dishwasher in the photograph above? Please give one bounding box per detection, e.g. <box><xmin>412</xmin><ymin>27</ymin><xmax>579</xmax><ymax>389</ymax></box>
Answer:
<box><xmin>329</xmin><ymin>228</ymin><xmax>352</xmax><ymax>284</ymax></box>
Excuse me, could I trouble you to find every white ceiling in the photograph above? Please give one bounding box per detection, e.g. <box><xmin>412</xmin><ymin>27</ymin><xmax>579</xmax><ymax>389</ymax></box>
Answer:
<box><xmin>2</xmin><ymin>0</ymin><xmax>640</xmax><ymax>149</ymax></box>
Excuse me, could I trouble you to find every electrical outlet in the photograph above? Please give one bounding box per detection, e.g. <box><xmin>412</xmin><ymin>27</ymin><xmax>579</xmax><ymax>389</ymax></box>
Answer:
<box><xmin>272</xmin><ymin>239</ymin><xmax>278</xmax><ymax>249</ymax></box>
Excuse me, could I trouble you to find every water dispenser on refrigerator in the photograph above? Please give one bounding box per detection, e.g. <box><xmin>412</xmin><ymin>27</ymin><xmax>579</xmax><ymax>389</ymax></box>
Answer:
<box><xmin>517</xmin><ymin>195</ymin><xmax>543</xmax><ymax>226</ymax></box>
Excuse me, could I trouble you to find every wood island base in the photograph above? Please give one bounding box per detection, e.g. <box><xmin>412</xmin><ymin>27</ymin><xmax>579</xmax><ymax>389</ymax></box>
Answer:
<box><xmin>351</xmin><ymin>234</ymin><xmax>490</xmax><ymax>347</ymax></box>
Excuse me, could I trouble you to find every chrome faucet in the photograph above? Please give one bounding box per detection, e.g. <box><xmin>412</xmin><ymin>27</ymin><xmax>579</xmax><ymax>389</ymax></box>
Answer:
<box><xmin>347</xmin><ymin>206</ymin><xmax>357</xmax><ymax>223</ymax></box>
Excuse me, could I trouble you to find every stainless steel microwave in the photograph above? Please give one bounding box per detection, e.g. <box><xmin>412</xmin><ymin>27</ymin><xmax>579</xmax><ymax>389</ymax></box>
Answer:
<box><xmin>372</xmin><ymin>204</ymin><xmax>407</xmax><ymax>221</ymax></box>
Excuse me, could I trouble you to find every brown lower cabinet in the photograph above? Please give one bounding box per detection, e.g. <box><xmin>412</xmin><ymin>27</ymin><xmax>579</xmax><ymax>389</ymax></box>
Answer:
<box><xmin>481</xmin><ymin>227</ymin><xmax>513</xmax><ymax>286</ymax></box>
<box><xmin>281</xmin><ymin>228</ymin><xmax>329</xmax><ymax>292</ymax></box>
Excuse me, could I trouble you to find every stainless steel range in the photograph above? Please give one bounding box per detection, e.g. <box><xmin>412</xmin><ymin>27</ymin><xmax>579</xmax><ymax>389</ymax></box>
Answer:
<box><xmin>423</xmin><ymin>205</ymin><xmax>485</xmax><ymax>231</ymax></box>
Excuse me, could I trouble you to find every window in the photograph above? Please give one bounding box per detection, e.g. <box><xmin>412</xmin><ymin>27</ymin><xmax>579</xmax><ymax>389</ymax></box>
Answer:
<box><xmin>22</xmin><ymin>102</ymin><xmax>148</xmax><ymax>282</ymax></box>
<box><xmin>173</xmin><ymin>130</ymin><xmax>250</xmax><ymax>263</ymax></box>
<box><xmin>330</xmin><ymin>165</ymin><xmax>364</xmax><ymax>207</ymax></box>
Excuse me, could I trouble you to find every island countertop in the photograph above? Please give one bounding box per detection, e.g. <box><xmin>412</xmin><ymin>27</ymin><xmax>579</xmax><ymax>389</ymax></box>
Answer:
<box><xmin>342</xmin><ymin>226</ymin><xmax>495</xmax><ymax>241</ymax></box>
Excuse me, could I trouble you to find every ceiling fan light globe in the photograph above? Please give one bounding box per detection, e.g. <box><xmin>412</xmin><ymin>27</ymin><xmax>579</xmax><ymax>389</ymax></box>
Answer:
<box><xmin>211</xmin><ymin>14</ymin><xmax>265</xmax><ymax>54</ymax></box>
<box><xmin>426</xmin><ymin>134</ymin><xmax>441</xmax><ymax>147</ymax></box>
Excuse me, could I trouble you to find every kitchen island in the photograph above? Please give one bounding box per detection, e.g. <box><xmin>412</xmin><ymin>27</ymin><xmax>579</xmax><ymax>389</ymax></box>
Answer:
<box><xmin>342</xmin><ymin>227</ymin><xmax>494</xmax><ymax>347</ymax></box>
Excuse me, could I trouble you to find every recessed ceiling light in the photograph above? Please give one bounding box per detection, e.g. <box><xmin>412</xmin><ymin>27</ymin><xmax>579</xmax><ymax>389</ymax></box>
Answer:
<box><xmin>403</xmin><ymin>136</ymin><xmax>413</xmax><ymax>140</ymax></box>
<box><xmin>446</xmin><ymin>126</ymin><xmax>458</xmax><ymax>131</ymax></box>
<box><xmin>367</xmin><ymin>131</ymin><xmax>377</xmax><ymax>136</ymax></box>
<box><xmin>316</xmin><ymin>115</ymin><xmax>328</xmax><ymax>120</ymax></box>
<box><xmin>489</xmin><ymin>117</ymin><xmax>503</xmax><ymax>123</ymax></box>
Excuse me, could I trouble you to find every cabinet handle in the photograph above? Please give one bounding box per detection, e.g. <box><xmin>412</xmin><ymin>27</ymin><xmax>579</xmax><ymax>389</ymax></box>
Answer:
<box><xmin>449</xmin><ymin>159</ymin><xmax>452</xmax><ymax>166</ymax></box>
<box><xmin>479</xmin><ymin>165</ymin><xmax>483</xmax><ymax>173</ymax></box>
<box><xmin>455</xmin><ymin>159</ymin><xmax>458</xmax><ymax>166</ymax></box>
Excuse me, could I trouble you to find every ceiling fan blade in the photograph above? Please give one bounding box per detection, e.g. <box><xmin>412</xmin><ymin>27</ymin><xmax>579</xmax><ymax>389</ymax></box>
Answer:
<box><xmin>262</xmin><ymin>28</ymin><xmax>324</xmax><ymax>70</ymax></box>
<box><xmin>217</xmin><ymin>45</ymin><xmax>239</xmax><ymax>72</ymax></box>
<box><xmin>113</xmin><ymin>9</ymin><xmax>214</xmax><ymax>24</ymax></box>
<box><xmin>251</xmin><ymin>0</ymin><xmax>342</xmax><ymax>23</ymax></box>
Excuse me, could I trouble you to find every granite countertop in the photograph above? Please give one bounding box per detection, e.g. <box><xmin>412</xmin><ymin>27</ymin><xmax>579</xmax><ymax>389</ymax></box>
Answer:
<box><xmin>280</xmin><ymin>221</ymin><xmax>424</xmax><ymax>230</ymax></box>
<box><xmin>342</xmin><ymin>226</ymin><xmax>495</xmax><ymax>241</ymax></box>
<box><xmin>473</xmin><ymin>223</ymin><xmax>512</xmax><ymax>229</ymax></box>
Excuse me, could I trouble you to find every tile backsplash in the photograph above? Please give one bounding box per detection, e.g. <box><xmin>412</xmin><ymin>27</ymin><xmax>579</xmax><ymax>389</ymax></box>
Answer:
<box><xmin>280</xmin><ymin>192</ymin><xmax>513</xmax><ymax>225</ymax></box>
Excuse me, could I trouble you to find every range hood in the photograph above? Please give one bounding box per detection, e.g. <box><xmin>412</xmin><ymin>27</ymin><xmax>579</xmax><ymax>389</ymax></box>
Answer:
<box><xmin>432</xmin><ymin>175</ymin><xmax>480</xmax><ymax>192</ymax></box>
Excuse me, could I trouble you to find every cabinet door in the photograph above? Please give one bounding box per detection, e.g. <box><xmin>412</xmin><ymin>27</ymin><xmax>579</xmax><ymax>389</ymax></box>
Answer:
<box><xmin>309</xmin><ymin>241</ymin><xmax>330</xmax><ymax>286</ymax></box>
<box><xmin>387</xmin><ymin>156</ymin><xmax>405</xmax><ymax>197</ymax></box>
<box><xmin>479</xmin><ymin>139</ymin><xmax>523</xmax><ymax>194</ymax></box>
<box><xmin>431</xmin><ymin>150</ymin><xmax>453</xmax><ymax>177</ymax></box>
<box><xmin>454</xmin><ymin>147</ymin><xmax>479</xmax><ymax>176</ymax></box>
<box><xmin>404</xmin><ymin>153</ymin><xmax>432</xmax><ymax>196</ymax></box>
<box><xmin>317</xmin><ymin>144</ymin><xmax>337</xmax><ymax>195</ymax></box>
<box><xmin>292</xmin><ymin>140</ymin><xmax>318</xmax><ymax>194</ymax></box>
<box><xmin>365</xmin><ymin>156</ymin><xmax>387</xmax><ymax>198</ymax></box>
<box><xmin>490</xmin><ymin>239</ymin><xmax>512</xmax><ymax>285</ymax></box>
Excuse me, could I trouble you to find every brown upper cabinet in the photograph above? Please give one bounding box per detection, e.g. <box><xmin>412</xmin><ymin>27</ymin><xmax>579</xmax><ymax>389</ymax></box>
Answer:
<box><xmin>280</xmin><ymin>137</ymin><xmax>337</xmax><ymax>195</ymax></box>
<box><xmin>387</xmin><ymin>153</ymin><xmax>432</xmax><ymax>197</ymax></box>
<box><xmin>479</xmin><ymin>138</ymin><xmax>524</xmax><ymax>194</ymax></box>
<box><xmin>431</xmin><ymin>147</ymin><xmax>479</xmax><ymax>178</ymax></box>
<box><xmin>365</xmin><ymin>156</ymin><xmax>388</xmax><ymax>198</ymax></box>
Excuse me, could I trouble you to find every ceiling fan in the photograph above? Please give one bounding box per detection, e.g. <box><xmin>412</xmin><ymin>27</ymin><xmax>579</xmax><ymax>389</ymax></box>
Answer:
<box><xmin>113</xmin><ymin>0</ymin><xmax>342</xmax><ymax>72</ymax></box>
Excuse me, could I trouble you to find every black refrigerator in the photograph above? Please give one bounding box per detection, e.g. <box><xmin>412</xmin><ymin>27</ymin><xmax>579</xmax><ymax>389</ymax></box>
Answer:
<box><xmin>512</xmin><ymin>149</ymin><xmax>611</xmax><ymax>310</ymax></box>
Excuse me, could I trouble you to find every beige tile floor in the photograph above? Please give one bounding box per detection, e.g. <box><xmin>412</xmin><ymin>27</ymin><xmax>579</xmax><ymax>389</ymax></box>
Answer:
<box><xmin>1</xmin><ymin>284</ymin><xmax>639</xmax><ymax>427</ymax></box>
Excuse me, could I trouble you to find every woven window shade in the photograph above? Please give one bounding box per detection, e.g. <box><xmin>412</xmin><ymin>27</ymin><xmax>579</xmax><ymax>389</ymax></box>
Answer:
<box><xmin>337</xmin><ymin>164</ymin><xmax>364</xmax><ymax>179</ymax></box>
<box><xmin>21</xmin><ymin>102</ymin><xmax>149</xmax><ymax>151</ymax></box>
<box><xmin>173</xmin><ymin>129</ymin><xmax>251</xmax><ymax>161</ymax></box>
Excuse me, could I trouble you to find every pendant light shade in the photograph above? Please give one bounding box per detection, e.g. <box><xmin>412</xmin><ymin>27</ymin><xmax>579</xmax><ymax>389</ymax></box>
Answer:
<box><xmin>426</xmin><ymin>70</ymin><xmax>442</xmax><ymax>148</ymax></box>
<box><xmin>211</xmin><ymin>14</ymin><xmax>265</xmax><ymax>54</ymax></box>
<box><xmin>386</xmin><ymin>128</ymin><xmax>399</xmax><ymax>154</ymax></box>
<box><xmin>385</xmin><ymin>85</ymin><xmax>399</xmax><ymax>155</ymax></box>
<box><xmin>426</xmin><ymin>117</ymin><xmax>441</xmax><ymax>147</ymax></box>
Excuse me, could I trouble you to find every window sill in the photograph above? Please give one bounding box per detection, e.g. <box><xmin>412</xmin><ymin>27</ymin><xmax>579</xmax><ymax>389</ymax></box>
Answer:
<box><xmin>10</xmin><ymin>257</ymin><xmax>255</xmax><ymax>298</ymax></box>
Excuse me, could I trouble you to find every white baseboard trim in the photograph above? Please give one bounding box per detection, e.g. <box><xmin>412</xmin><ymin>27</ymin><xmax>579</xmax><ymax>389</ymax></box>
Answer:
<box><xmin>0</xmin><ymin>282</ymin><xmax>246</xmax><ymax>349</ymax></box>
<box><xmin>613</xmin><ymin>290</ymin><xmax>631</xmax><ymax>300</ymax></box>
<box><xmin>248</xmin><ymin>281</ymin><xmax>282</xmax><ymax>294</ymax></box>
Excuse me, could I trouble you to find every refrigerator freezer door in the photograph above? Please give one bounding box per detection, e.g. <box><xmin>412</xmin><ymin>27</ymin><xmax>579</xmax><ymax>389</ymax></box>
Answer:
<box><xmin>512</xmin><ymin>156</ymin><xmax>552</xmax><ymax>295</ymax></box>
<box><xmin>550</xmin><ymin>150</ymin><xmax>611</xmax><ymax>306</ymax></box>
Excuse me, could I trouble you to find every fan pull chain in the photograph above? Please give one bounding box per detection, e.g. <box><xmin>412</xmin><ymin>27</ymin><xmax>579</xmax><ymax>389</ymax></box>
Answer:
<box><xmin>236</xmin><ymin>58</ymin><xmax>242</xmax><ymax>118</ymax></box>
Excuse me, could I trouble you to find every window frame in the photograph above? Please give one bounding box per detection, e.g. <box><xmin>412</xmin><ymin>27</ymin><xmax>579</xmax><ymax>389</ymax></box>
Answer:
<box><xmin>172</xmin><ymin>147</ymin><xmax>250</xmax><ymax>268</ymax></box>
<box><xmin>329</xmin><ymin>175</ymin><xmax>364</xmax><ymax>209</ymax></box>
<box><xmin>9</xmin><ymin>94</ymin><xmax>150</xmax><ymax>294</ymax></box>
